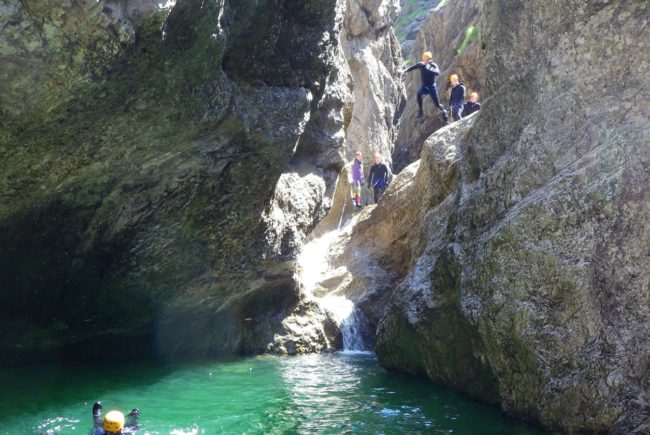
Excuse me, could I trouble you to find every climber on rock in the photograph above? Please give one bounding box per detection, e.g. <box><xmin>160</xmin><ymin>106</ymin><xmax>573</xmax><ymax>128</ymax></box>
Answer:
<box><xmin>347</xmin><ymin>151</ymin><xmax>364</xmax><ymax>208</ymax></box>
<box><xmin>448</xmin><ymin>74</ymin><xmax>466</xmax><ymax>121</ymax></box>
<box><xmin>401</xmin><ymin>51</ymin><xmax>448</xmax><ymax>123</ymax></box>
<box><xmin>368</xmin><ymin>153</ymin><xmax>392</xmax><ymax>204</ymax></box>
<box><xmin>462</xmin><ymin>92</ymin><xmax>481</xmax><ymax>117</ymax></box>
<box><xmin>92</xmin><ymin>402</ymin><xmax>141</xmax><ymax>434</ymax></box>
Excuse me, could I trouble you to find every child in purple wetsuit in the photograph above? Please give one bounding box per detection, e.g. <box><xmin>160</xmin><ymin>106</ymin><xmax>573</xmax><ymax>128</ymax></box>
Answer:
<box><xmin>347</xmin><ymin>151</ymin><xmax>364</xmax><ymax>207</ymax></box>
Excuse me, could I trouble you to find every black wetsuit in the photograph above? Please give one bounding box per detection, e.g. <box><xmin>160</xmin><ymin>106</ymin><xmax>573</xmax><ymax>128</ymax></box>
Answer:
<box><xmin>462</xmin><ymin>101</ymin><xmax>481</xmax><ymax>117</ymax></box>
<box><xmin>404</xmin><ymin>62</ymin><xmax>446</xmax><ymax>119</ymax></box>
<box><xmin>369</xmin><ymin>162</ymin><xmax>391</xmax><ymax>203</ymax></box>
<box><xmin>449</xmin><ymin>83</ymin><xmax>466</xmax><ymax>121</ymax></box>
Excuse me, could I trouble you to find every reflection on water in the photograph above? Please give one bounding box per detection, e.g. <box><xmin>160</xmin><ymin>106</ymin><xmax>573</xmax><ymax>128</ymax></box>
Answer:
<box><xmin>0</xmin><ymin>353</ymin><xmax>552</xmax><ymax>434</ymax></box>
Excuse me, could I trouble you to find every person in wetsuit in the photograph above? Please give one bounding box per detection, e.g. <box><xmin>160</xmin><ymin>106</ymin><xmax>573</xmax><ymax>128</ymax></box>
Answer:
<box><xmin>448</xmin><ymin>74</ymin><xmax>466</xmax><ymax>121</ymax></box>
<box><xmin>92</xmin><ymin>401</ymin><xmax>140</xmax><ymax>434</ymax></box>
<box><xmin>402</xmin><ymin>51</ymin><xmax>448</xmax><ymax>123</ymax></box>
<box><xmin>462</xmin><ymin>92</ymin><xmax>481</xmax><ymax>117</ymax></box>
<box><xmin>347</xmin><ymin>151</ymin><xmax>365</xmax><ymax>207</ymax></box>
<box><xmin>368</xmin><ymin>153</ymin><xmax>392</xmax><ymax>204</ymax></box>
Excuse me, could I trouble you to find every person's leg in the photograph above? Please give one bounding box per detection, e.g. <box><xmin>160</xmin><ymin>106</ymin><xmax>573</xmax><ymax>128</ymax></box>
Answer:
<box><xmin>416</xmin><ymin>86</ymin><xmax>426</xmax><ymax>117</ymax></box>
<box><xmin>451</xmin><ymin>105</ymin><xmax>462</xmax><ymax>121</ymax></box>
<box><xmin>354</xmin><ymin>182</ymin><xmax>362</xmax><ymax>207</ymax></box>
<box><xmin>428</xmin><ymin>85</ymin><xmax>449</xmax><ymax>123</ymax></box>
<box><xmin>373</xmin><ymin>186</ymin><xmax>379</xmax><ymax>203</ymax></box>
<box><xmin>429</xmin><ymin>85</ymin><xmax>443</xmax><ymax>110</ymax></box>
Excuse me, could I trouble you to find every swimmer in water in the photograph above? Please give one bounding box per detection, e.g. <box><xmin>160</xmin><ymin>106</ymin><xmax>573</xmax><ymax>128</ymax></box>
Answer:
<box><xmin>92</xmin><ymin>401</ymin><xmax>140</xmax><ymax>434</ymax></box>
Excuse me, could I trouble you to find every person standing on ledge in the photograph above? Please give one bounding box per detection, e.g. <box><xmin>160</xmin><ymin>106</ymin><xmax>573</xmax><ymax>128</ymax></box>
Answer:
<box><xmin>462</xmin><ymin>92</ymin><xmax>481</xmax><ymax>117</ymax></box>
<box><xmin>368</xmin><ymin>153</ymin><xmax>392</xmax><ymax>204</ymax></box>
<box><xmin>448</xmin><ymin>74</ymin><xmax>466</xmax><ymax>121</ymax></box>
<box><xmin>346</xmin><ymin>151</ymin><xmax>365</xmax><ymax>208</ymax></box>
<box><xmin>401</xmin><ymin>51</ymin><xmax>448</xmax><ymax>123</ymax></box>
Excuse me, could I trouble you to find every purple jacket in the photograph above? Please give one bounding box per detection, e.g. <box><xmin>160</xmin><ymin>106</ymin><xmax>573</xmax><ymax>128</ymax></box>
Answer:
<box><xmin>351</xmin><ymin>158</ymin><xmax>364</xmax><ymax>185</ymax></box>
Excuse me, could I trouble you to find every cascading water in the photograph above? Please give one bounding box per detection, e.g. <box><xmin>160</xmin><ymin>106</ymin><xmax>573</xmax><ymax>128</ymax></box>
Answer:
<box><xmin>297</xmin><ymin>219</ymin><xmax>370</xmax><ymax>352</ymax></box>
<box><xmin>340</xmin><ymin>308</ymin><xmax>370</xmax><ymax>351</ymax></box>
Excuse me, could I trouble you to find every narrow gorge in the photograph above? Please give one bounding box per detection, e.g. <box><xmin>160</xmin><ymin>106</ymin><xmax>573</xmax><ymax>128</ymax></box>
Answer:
<box><xmin>1</xmin><ymin>0</ymin><xmax>648</xmax><ymax>434</ymax></box>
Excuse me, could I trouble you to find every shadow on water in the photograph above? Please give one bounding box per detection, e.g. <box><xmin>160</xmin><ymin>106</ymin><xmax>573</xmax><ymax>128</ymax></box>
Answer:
<box><xmin>0</xmin><ymin>358</ymin><xmax>182</xmax><ymax>422</ymax></box>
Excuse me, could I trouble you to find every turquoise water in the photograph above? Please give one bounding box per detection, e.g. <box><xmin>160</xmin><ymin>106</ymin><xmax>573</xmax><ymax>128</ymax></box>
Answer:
<box><xmin>0</xmin><ymin>353</ymin><xmax>550</xmax><ymax>434</ymax></box>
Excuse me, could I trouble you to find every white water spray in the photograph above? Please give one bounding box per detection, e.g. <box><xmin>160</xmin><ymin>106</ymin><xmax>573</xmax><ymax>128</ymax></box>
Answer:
<box><xmin>297</xmin><ymin>219</ymin><xmax>369</xmax><ymax>352</ymax></box>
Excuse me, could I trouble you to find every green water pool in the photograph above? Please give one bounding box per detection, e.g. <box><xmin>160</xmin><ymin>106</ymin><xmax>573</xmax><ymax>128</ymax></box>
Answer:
<box><xmin>0</xmin><ymin>352</ymin><xmax>551</xmax><ymax>434</ymax></box>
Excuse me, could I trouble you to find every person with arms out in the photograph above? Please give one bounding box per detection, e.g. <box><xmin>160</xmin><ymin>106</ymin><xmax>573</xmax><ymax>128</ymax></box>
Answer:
<box><xmin>402</xmin><ymin>52</ymin><xmax>448</xmax><ymax>123</ymax></box>
<box><xmin>448</xmin><ymin>74</ymin><xmax>466</xmax><ymax>121</ymax></box>
<box><xmin>346</xmin><ymin>151</ymin><xmax>364</xmax><ymax>208</ymax></box>
<box><xmin>368</xmin><ymin>153</ymin><xmax>392</xmax><ymax>204</ymax></box>
<box><xmin>462</xmin><ymin>92</ymin><xmax>481</xmax><ymax>117</ymax></box>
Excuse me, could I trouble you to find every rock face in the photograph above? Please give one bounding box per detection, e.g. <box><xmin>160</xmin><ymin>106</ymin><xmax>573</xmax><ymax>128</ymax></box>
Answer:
<box><xmin>393</xmin><ymin>0</ymin><xmax>484</xmax><ymax>172</ymax></box>
<box><xmin>261</xmin><ymin>0</ymin><xmax>402</xmax><ymax>257</ymax></box>
<box><xmin>370</xmin><ymin>1</ymin><xmax>650</xmax><ymax>433</ymax></box>
<box><xmin>263</xmin><ymin>0</ymin><xmax>403</xmax><ymax>351</ymax></box>
<box><xmin>0</xmin><ymin>0</ymin><xmax>401</xmax><ymax>364</ymax></box>
<box><xmin>394</xmin><ymin>0</ymin><xmax>438</xmax><ymax>61</ymax></box>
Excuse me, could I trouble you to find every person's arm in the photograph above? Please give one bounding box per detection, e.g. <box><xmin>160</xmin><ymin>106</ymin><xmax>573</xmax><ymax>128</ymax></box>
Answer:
<box><xmin>403</xmin><ymin>62</ymin><xmax>422</xmax><ymax>74</ymax></box>
<box><xmin>429</xmin><ymin>62</ymin><xmax>440</xmax><ymax>75</ymax></box>
<box><xmin>369</xmin><ymin>166</ymin><xmax>376</xmax><ymax>186</ymax></box>
<box><xmin>126</xmin><ymin>408</ymin><xmax>140</xmax><ymax>431</ymax></box>
<box><xmin>459</xmin><ymin>85</ymin><xmax>466</xmax><ymax>103</ymax></box>
<box><xmin>92</xmin><ymin>402</ymin><xmax>103</xmax><ymax>430</ymax></box>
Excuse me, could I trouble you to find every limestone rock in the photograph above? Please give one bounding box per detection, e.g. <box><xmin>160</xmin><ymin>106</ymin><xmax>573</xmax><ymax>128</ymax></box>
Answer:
<box><xmin>341</xmin><ymin>0</ymin><xmax>403</xmax><ymax>173</ymax></box>
<box><xmin>261</xmin><ymin>0</ymin><xmax>404</xmax><ymax>256</ymax></box>
<box><xmin>393</xmin><ymin>0</ymin><xmax>484</xmax><ymax>172</ymax></box>
<box><xmin>0</xmin><ymin>0</ymin><xmax>321</xmax><ymax>362</ymax></box>
<box><xmin>370</xmin><ymin>1</ymin><xmax>650</xmax><ymax>432</ymax></box>
<box><xmin>395</xmin><ymin>0</ymin><xmax>438</xmax><ymax>60</ymax></box>
<box><xmin>0</xmin><ymin>0</ymin><xmax>403</xmax><ymax>365</ymax></box>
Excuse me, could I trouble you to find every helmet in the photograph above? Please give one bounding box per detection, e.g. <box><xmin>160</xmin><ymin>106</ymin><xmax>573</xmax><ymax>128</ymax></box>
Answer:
<box><xmin>422</xmin><ymin>51</ymin><xmax>433</xmax><ymax>60</ymax></box>
<box><xmin>104</xmin><ymin>410</ymin><xmax>125</xmax><ymax>433</ymax></box>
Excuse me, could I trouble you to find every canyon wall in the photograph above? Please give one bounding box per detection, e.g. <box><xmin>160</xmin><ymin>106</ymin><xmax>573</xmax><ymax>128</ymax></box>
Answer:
<box><xmin>0</xmin><ymin>0</ymin><xmax>402</xmax><ymax>364</ymax></box>
<box><xmin>368</xmin><ymin>1</ymin><xmax>650</xmax><ymax>433</ymax></box>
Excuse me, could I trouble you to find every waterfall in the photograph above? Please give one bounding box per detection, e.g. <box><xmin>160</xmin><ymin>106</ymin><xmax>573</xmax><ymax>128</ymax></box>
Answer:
<box><xmin>341</xmin><ymin>308</ymin><xmax>370</xmax><ymax>351</ymax></box>
<box><xmin>297</xmin><ymin>219</ymin><xmax>370</xmax><ymax>352</ymax></box>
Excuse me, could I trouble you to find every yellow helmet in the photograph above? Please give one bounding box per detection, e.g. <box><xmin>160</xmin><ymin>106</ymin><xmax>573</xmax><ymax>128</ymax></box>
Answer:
<box><xmin>104</xmin><ymin>410</ymin><xmax>125</xmax><ymax>433</ymax></box>
<box><xmin>422</xmin><ymin>51</ymin><xmax>433</xmax><ymax>60</ymax></box>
